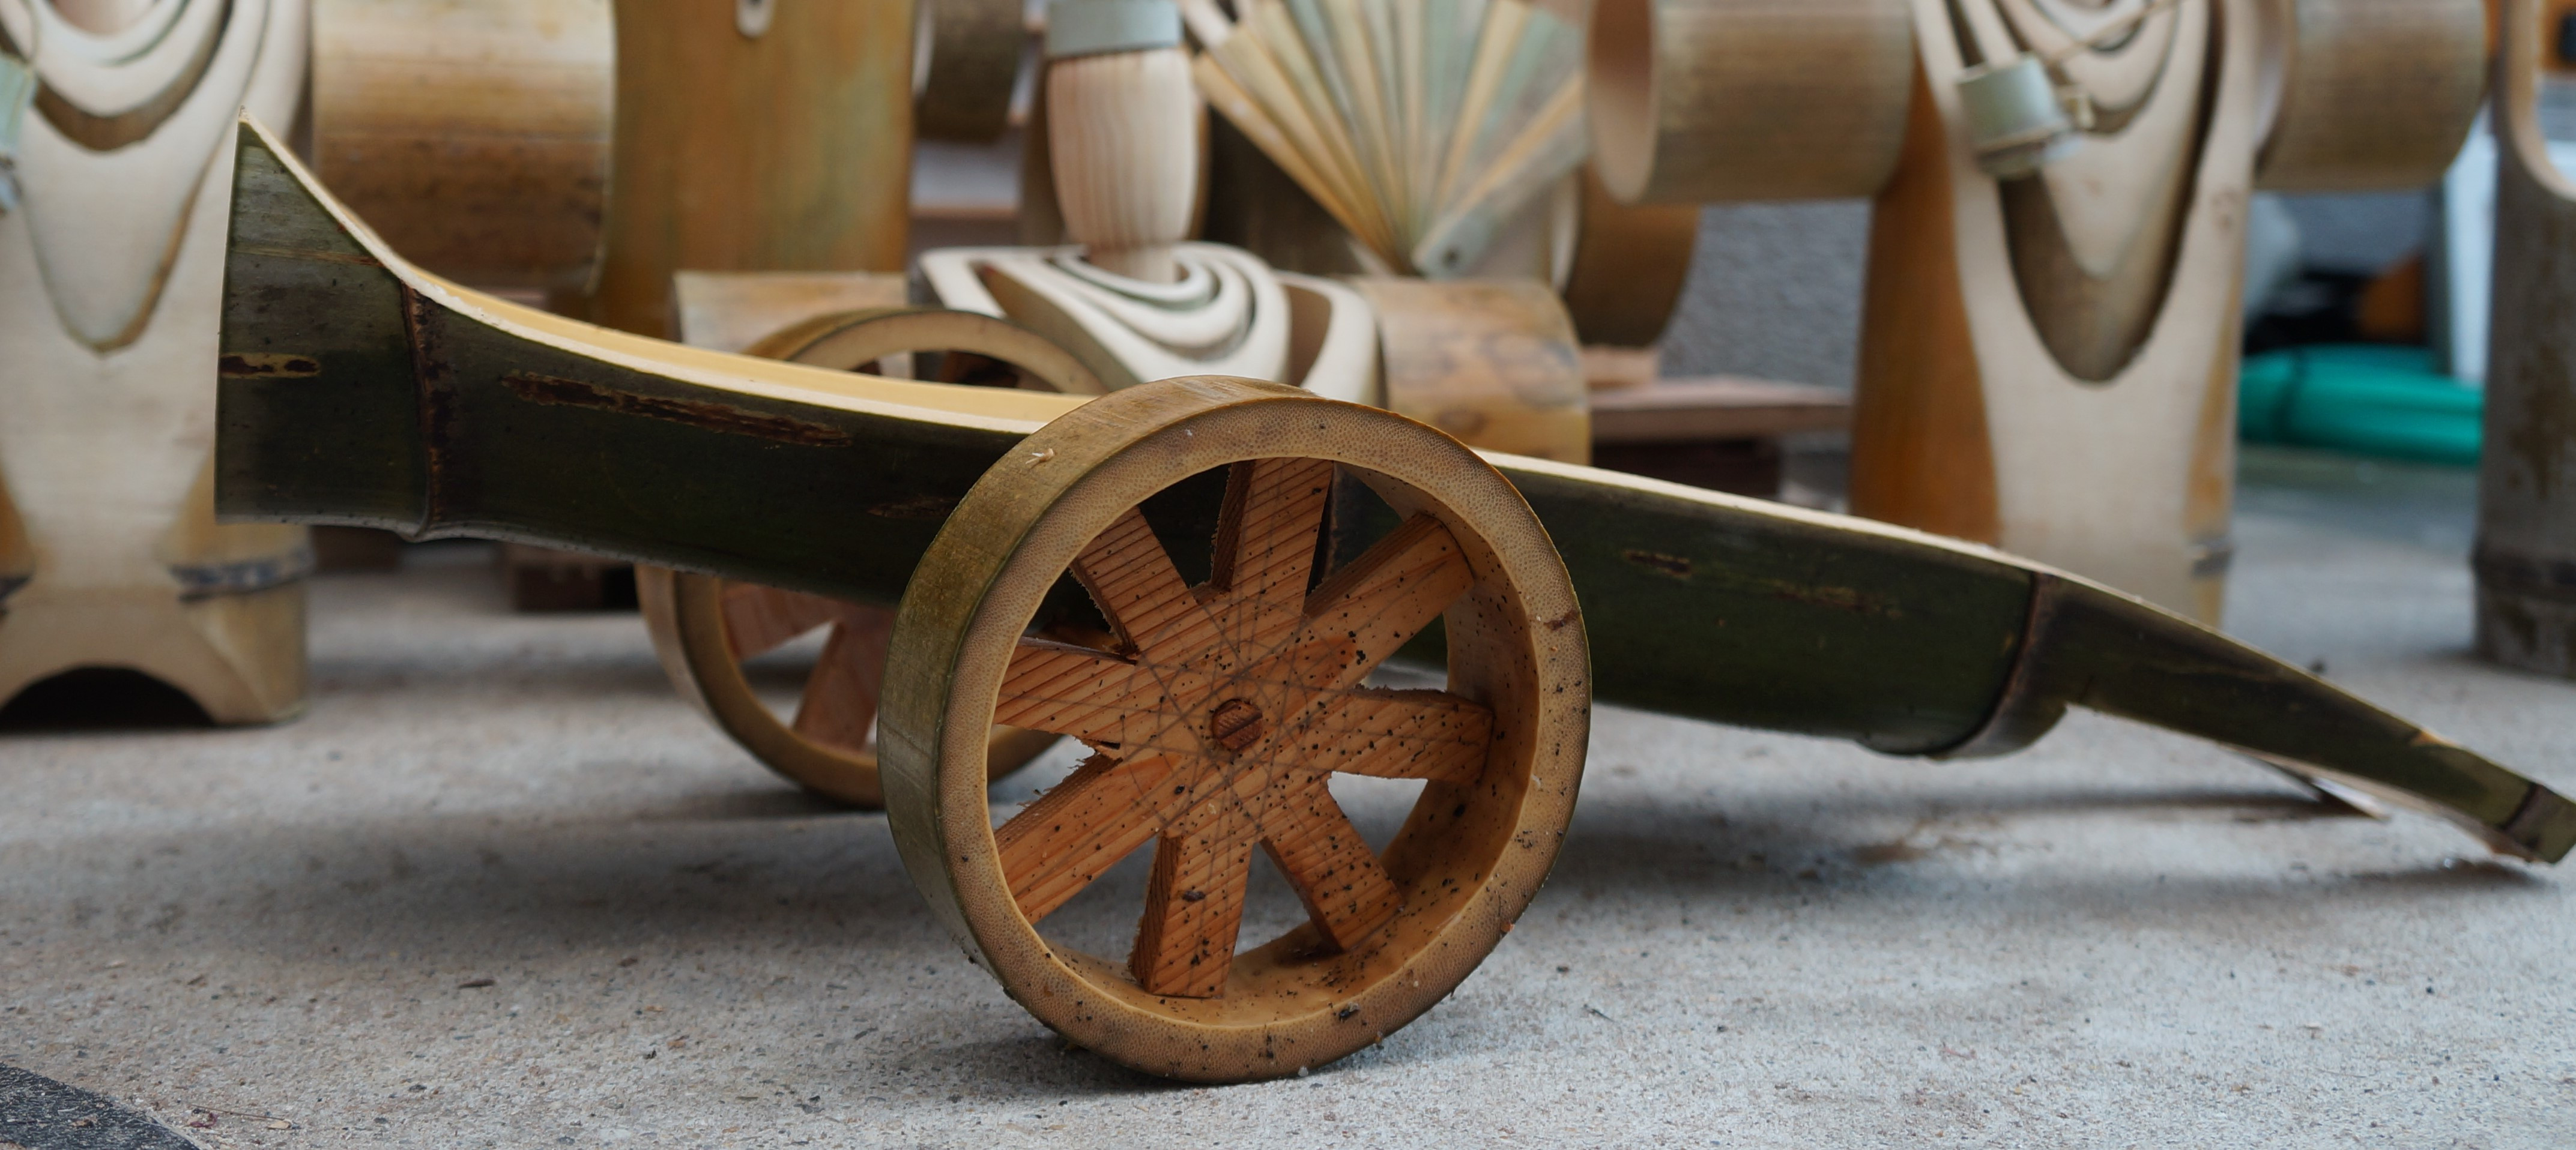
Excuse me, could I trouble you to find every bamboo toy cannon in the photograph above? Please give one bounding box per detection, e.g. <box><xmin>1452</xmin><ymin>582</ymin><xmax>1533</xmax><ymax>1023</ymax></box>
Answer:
<box><xmin>1587</xmin><ymin>0</ymin><xmax>2489</xmax><ymax>624</ymax></box>
<box><xmin>220</xmin><ymin>118</ymin><xmax>2574</xmax><ymax>1082</ymax></box>
<box><xmin>2479</xmin><ymin>0</ymin><xmax>2576</xmax><ymax>678</ymax></box>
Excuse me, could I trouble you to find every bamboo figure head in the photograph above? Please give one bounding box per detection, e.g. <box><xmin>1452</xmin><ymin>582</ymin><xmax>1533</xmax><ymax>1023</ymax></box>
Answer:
<box><xmin>1045</xmin><ymin>0</ymin><xmax>1201</xmax><ymax>283</ymax></box>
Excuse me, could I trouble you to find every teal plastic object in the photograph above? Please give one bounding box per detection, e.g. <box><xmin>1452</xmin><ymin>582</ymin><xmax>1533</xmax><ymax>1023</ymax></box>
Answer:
<box><xmin>2237</xmin><ymin>345</ymin><xmax>2482</xmax><ymax>466</ymax></box>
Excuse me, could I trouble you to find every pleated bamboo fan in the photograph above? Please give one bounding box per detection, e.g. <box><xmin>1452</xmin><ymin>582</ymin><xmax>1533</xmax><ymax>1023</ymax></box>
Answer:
<box><xmin>1181</xmin><ymin>0</ymin><xmax>1586</xmax><ymax>277</ymax></box>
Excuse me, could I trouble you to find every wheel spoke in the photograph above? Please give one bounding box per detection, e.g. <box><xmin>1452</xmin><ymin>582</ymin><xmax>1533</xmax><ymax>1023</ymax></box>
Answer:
<box><xmin>1290</xmin><ymin>512</ymin><xmax>1475</xmax><ymax>692</ymax></box>
<box><xmin>1284</xmin><ymin>687</ymin><xmax>1493</xmax><ymax>784</ymax></box>
<box><xmin>790</xmin><ymin>614</ymin><xmax>892</xmax><ymax>754</ymax></box>
<box><xmin>1070</xmin><ymin>507</ymin><xmax>1205</xmax><ymax>655</ymax></box>
<box><xmin>997</xmin><ymin>751</ymin><xmax>1190</xmax><ymax>923</ymax></box>
<box><xmin>1259</xmin><ymin>771</ymin><xmax>1401</xmax><ymax>951</ymax></box>
<box><xmin>1000</xmin><ymin>637</ymin><xmax>1212</xmax><ymax>753</ymax></box>
<box><xmin>1209</xmin><ymin>457</ymin><xmax>1333</xmax><ymax>638</ymax></box>
<box><xmin>720</xmin><ymin>583</ymin><xmax>848</xmax><ymax>659</ymax></box>
<box><xmin>1131</xmin><ymin>798</ymin><xmax>1259</xmax><ymax>998</ymax></box>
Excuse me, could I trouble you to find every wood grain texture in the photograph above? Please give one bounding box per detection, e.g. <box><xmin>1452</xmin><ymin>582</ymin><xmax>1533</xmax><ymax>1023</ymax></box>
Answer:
<box><xmin>311</xmin><ymin>0</ymin><xmax>613</xmax><ymax>291</ymax></box>
<box><xmin>877</xmin><ymin>380</ymin><xmax>1589</xmax><ymax>1076</ymax></box>
<box><xmin>2255</xmin><ymin>0</ymin><xmax>2488</xmax><ymax>191</ymax></box>
<box><xmin>1587</xmin><ymin>0</ymin><xmax>1914</xmax><ymax>204</ymax></box>
<box><xmin>2477</xmin><ymin>0</ymin><xmax>2576</xmax><ymax>677</ymax></box>
<box><xmin>1048</xmin><ymin>46</ymin><xmax>1202</xmax><ymax>283</ymax></box>
<box><xmin>578</xmin><ymin>0</ymin><xmax>916</xmax><ymax>338</ymax></box>
<box><xmin>988</xmin><ymin>460</ymin><xmax>1474</xmax><ymax>998</ymax></box>
<box><xmin>223</xmin><ymin>114</ymin><xmax>2576</xmax><ymax>897</ymax></box>
<box><xmin>1347</xmin><ymin>276</ymin><xmax>1590</xmax><ymax>463</ymax></box>
<box><xmin>0</xmin><ymin>0</ymin><xmax>310</xmax><ymax>722</ymax></box>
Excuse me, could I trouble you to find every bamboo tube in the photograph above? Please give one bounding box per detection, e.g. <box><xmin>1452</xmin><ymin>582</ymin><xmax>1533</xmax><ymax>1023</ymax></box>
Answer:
<box><xmin>1587</xmin><ymin>0</ymin><xmax>1914</xmax><ymax>204</ymax></box>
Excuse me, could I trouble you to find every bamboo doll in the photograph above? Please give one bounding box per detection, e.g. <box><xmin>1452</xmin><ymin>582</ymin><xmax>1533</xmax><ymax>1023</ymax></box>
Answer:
<box><xmin>1590</xmin><ymin>0</ymin><xmax>2487</xmax><ymax>623</ymax></box>
<box><xmin>0</xmin><ymin>0</ymin><xmax>311</xmax><ymax>721</ymax></box>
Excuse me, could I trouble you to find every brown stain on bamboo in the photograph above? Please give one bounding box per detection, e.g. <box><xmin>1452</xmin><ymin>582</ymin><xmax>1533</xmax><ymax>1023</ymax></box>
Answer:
<box><xmin>498</xmin><ymin>372</ymin><xmax>854</xmax><ymax>447</ymax></box>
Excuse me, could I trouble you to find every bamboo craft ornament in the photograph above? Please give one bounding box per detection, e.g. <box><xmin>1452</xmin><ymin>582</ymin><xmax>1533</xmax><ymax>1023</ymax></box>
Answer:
<box><xmin>921</xmin><ymin>0</ymin><xmax>1383</xmax><ymax>399</ymax></box>
<box><xmin>2478</xmin><ymin>0</ymin><xmax>2576</xmax><ymax>677</ymax></box>
<box><xmin>1593</xmin><ymin>0</ymin><xmax>2487</xmax><ymax>622</ymax></box>
<box><xmin>1184</xmin><ymin>0</ymin><xmax>1589</xmax><ymax>276</ymax></box>
<box><xmin>0</xmin><ymin>0</ymin><xmax>310</xmax><ymax>722</ymax></box>
<box><xmin>218</xmin><ymin>120</ymin><xmax>2576</xmax><ymax>1079</ymax></box>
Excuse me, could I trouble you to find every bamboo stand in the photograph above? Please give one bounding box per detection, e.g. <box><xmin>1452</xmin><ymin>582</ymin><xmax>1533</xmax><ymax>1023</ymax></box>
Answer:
<box><xmin>2479</xmin><ymin>0</ymin><xmax>2576</xmax><ymax>677</ymax></box>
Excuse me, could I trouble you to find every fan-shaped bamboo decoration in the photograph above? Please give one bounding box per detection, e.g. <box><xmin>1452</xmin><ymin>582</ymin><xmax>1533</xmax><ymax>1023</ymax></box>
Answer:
<box><xmin>1182</xmin><ymin>0</ymin><xmax>1586</xmax><ymax>277</ymax></box>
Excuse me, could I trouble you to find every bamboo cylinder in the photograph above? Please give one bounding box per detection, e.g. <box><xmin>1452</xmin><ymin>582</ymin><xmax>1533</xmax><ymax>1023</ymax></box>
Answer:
<box><xmin>2477</xmin><ymin>0</ymin><xmax>2576</xmax><ymax>677</ymax></box>
<box><xmin>916</xmin><ymin>0</ymin><xmax>1027</xmax><ymax>142</ymax></box>
<box><xmin>311</xmin><ymin>0</ymin><xmax>615</xmax><ymax>291</ymax></box>
<box><xmin>1587</xmin><ymin>0</ymin><xmax>1914</xmax><ymax>205</ymax></box>
<box><xmin>2254</xmin><ymin>0</ymin><xmax>2488</xmax><ymax>191</ymax></box>
<box><xmin>582</xmin><ymin>0</ymin><xmax>917</xmax><ymax>338</ymax></box>
<box><xmin>1044</xmin><ymin>0</ymin><xmax>1199</xmax><ymax>284</ymax></box>
<box><xmin>1557</xmin><ymin>165</ymin><xmax>1699</xmax><ymax>347</ymax></box>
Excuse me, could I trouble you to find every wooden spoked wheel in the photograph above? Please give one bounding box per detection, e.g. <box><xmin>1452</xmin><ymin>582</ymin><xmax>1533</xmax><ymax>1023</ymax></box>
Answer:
<box><xmin>639</xmin><ymin>308</ymin><xmax>1101</xmax><ymax>807</ymax></box>
<box><xmin>881</xmin><ymin>377</ymin><xmax>1589</xmax><ymax>1081</ymax></box>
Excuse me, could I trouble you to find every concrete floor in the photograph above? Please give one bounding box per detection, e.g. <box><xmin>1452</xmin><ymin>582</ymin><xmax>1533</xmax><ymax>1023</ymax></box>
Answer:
<box><xmin>4</xmin><ymin>449</ymin><xmax>2572</xmax><ymax>1149</ymax></box>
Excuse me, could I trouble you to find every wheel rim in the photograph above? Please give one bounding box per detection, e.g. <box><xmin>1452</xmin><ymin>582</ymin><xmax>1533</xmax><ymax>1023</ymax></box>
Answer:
<box><xmin>639</xmin><ymin>307</ymin><xmax>1090</xmax><ymax>805</ymax></box>
<box><xmin>883</xmin><ymin>377</ymin><xmax>1588</xmax><ymax>1081</ymax></box>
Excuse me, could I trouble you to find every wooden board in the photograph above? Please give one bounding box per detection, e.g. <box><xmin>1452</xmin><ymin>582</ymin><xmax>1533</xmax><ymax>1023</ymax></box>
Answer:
<box><xmin>312</xmin><ymin>0</ymin><xmax>614</xmax><ymax>291</ymax></box>
<box><xmin>1589</xmin><ymin>376</ymin><xmax>1852</xmax><ymax>444</ymax></box>
<box><xmin>0</xmin><ymin>0</ymin><xmax>310</xmax><ymax>723</ymax></box>
<box><xmin>575</xmin><ymin>0</ymin><xmax>917</xmax><ymax>339</ymax></box>
<box><xmin>2478</xmin><ymin>0</ymin><xmax>2576</xmax><ymax>677</ymax></box>
<box><xmin>214</xmin><ymin>115</ymin><xmax>2576</xmax><ymax>870</ymax></box>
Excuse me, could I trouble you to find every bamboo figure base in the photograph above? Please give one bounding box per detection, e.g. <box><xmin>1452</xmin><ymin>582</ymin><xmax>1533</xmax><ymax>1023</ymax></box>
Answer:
<box><xmin>882</xmin><ymin>379</ymin><xmax>1586</xmax><ymax>1079</ymax></box>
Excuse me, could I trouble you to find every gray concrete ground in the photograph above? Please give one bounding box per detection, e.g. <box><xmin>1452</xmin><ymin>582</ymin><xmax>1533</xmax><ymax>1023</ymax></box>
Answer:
<box><xmin>4</xmin><ymin>449</ymin><xmax>2572</xmax><ymax>1149</ymax></box>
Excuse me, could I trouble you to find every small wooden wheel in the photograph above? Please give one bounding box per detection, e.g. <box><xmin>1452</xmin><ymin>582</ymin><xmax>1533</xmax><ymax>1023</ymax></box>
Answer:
<box><xmin>881</xmin><ymin>377</ymin><xmax>1589</xmax><ymax>1081</ymax></box>
<box><xmin>641</xmin><ymin>307</ymin><xmax>1095</xmax><ymax>806</ymax></box>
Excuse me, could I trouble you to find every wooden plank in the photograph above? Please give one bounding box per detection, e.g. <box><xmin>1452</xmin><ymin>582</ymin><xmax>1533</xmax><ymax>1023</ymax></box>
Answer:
<box><xmin>1588</xmin><ymin>377</ymin><xmax>1854</xmax><ymax>444</ymax></box>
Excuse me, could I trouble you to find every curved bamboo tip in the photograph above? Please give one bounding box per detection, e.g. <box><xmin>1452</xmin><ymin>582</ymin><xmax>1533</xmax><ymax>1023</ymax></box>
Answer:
<box><xmin>2496</xmin><ymin>783</ymin><xmax>2576</xmax><ymax>864</ymax></box>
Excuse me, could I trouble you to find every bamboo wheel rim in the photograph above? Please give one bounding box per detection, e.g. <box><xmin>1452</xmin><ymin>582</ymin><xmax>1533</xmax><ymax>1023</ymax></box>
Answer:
<box><xmin>641</xmin><ymin>307</ymin><xmax>1095</xmax><ymax>807</ymax></box>
<box><xmin>882</xmin><ymin>378</ymin><xmax>1589</xmax><ymax>1081</ymax></box>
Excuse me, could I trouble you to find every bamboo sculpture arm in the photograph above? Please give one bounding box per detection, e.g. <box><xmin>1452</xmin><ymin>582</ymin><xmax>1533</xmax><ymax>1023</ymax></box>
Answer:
<box><xmin>216</xmin><ymin>117</ymin><xmax>2574</xmax><ymax>862</ymax></box>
